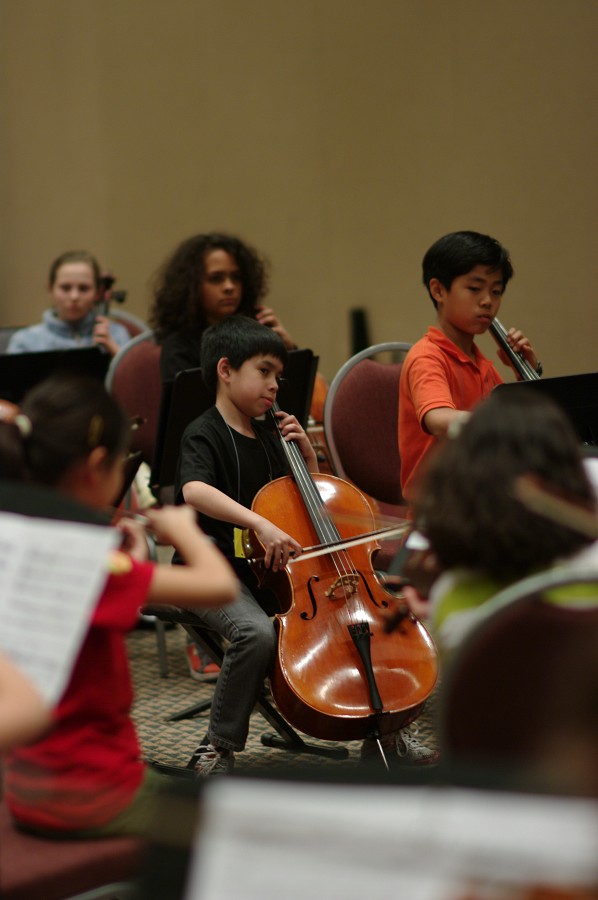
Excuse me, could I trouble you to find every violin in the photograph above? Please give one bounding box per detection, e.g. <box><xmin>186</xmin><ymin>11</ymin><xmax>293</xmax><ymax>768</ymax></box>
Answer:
<box><xmin>243</xmin><ymin>402</ymin><xmax>438</xmax><ymax>742</ymax></box>
<box><xmin>489</xmin><ymin>317</ymin><xmax>540</xmax><ymax>381</ymax></box>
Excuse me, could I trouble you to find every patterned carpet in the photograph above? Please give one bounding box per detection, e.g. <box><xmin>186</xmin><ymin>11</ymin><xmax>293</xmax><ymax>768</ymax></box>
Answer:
<box><xmin>127</xmin><ymin>622</ymin><xmax>440</xmax><ymax>776</ymax></box>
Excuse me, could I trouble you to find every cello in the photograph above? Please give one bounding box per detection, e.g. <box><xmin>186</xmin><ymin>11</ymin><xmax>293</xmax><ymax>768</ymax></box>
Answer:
<box><xmin>489</xmin><ymin>317</ymin><xmax>541</xmax><ymax>382</ymax></box>
<box><xmin>243</xmin><ymin>402</ymin><xmax>438</xmax><ymax>742</ymax></box>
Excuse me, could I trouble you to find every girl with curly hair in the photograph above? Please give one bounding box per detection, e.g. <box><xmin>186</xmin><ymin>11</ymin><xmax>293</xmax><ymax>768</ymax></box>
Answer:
<box><xmin>149</xmin><ymin>232</ymin><xmax>296</xmax><ymax>384</ymax></box>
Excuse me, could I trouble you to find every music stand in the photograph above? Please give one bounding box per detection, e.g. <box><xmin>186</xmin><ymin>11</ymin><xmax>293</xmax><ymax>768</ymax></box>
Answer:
<box><xmin>0</xmin><ymin>347</ymin><xmax>111</xmax><ymax>404</ymax></box>
<box><xmin>151</xmin><ymin>348</ymin><xmax>318</xmax><ymax>494</ymax></box>
<box><xmin>495</xmin><ymin>372</ymin><xmax>598</xmax><ymax>445</ymax></box>
<box><xmin>0</xmin><ymin>479</ymin><xmax>109</xmax><ymax>525</ymax></box>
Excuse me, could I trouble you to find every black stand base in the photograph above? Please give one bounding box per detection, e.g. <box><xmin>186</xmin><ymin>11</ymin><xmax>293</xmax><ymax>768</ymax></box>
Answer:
<box><xmin>260</xmin><ymin>732</ymin><xmax>349</xmax><ymax>759</ymax></box>
<box><xmin>167</xmin><ymin>698</ymin><xmax>212</xmax><ymax>722</ymax></box>
<box><xmin>147</xmin><ymin>760</ymin><xmax>197</xmax><ymax>780</ymax></box>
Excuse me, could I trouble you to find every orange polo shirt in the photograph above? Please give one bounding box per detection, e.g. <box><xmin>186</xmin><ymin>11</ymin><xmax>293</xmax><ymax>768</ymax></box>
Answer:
<box><xmin>399</xmin><ymin>327</ymin><xmax>503</xmax><ymax>502</ymax></box>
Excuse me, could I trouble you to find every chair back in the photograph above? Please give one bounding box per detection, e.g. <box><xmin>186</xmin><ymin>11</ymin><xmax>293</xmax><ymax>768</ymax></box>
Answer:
<box><xmin>105</xmin><ymin>330</ymin><xmax>161</xmax><ymax>465</ymax></box>
<box><xmin>0</xmin><ymin>801</ymin><xmax>141</xmax><ymax>900</ymax></box>
<box><xmin>108</xmin><ymin>308</ymin><xmax>148</xmax><ymax>339</ymax></box>
<box><xmin>0</xmin><ymin>326</ymin><xmax>24</xmax><ymax>354</ymax></box>
<box><xmin>323</xmin><ymin>342</ymin><xmax>412</xmax><ymax>507</ymax></box>
<box><xmin>439</xmin><ymin>567</ymin><xmax>598</xmax><ymax>793</ymax></box>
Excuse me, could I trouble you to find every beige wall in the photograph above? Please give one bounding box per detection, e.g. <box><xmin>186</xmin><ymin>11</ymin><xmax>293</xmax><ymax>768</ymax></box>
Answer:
<box><xmin>1</xmin><ymin>0</ymin><xmax>596</xmax><ymax>380</ymax></box>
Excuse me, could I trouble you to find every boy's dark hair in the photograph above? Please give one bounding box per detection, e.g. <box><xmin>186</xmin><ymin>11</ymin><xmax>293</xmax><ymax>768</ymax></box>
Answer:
<box><xmin>422</xmin><ymin>231</ymin><xmax>514</xmax><ymax>307</ymax></box>
<box><xmin>413</xmin><ymin>389</ymin><xmax>595</xmax><ymax>582</ymax></box>
<box><xmin>200</xmin><ymin>315</ymin><xmax>288</xmax><ymax>396</ymax></box>
<box><xmin>0</xmin><ymin>374</ymin><xmax>130</xmax><ymax>485</ymax></box>
<box><xmin>149</xmin><ymin>232</ymin><xmax>269</xmax><ymax>341</ymax></box>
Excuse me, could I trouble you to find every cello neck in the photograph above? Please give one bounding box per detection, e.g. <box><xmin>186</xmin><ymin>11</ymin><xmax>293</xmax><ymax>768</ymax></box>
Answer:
<box><xmin>489</xmin><ymin>317</ymin><xmax>540</xmax><ymax>381</ymax></box>
<box><xmin>269</xmin><ymin>401</ymin><xmax>340</xmax><ymax>545</ymax></box>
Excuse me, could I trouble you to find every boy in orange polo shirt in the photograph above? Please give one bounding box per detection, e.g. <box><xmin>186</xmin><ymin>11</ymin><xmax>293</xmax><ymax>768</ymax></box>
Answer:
<box><xmin>399</xmin><ymin>230</ymin><xmax>539</xmax><ymax>504</ymax></box>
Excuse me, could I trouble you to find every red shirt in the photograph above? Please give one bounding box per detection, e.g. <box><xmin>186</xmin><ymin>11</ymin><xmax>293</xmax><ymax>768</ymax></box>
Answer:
<box><xmin>5</xmin><ymin>556</ymin><xmax>154</xmax><ymax>832</ymax></box>
<box><xmin>399</xmin><ymin>327</ymin><xmax>503</xmax><ymax>502</ymax></box>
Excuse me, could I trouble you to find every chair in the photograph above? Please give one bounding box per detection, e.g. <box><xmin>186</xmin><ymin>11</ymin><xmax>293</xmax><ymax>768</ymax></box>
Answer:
<box><xmin>439</xmin><ymin>567</ymin><xmax>598</xmax><ymax>795</ymax></box>
<box><xmin>0</xmin><ymin>478</ymin><xmax>144</xmax><ymax>900</ymax></box>
<box><xmin>108</xmin><ymin>309</ymin><xmax>148</xmax><ymax>340</ymax></box>
<box><xmin>105</xmin><ymin>330</ymin><xmax>162</xmax><ymax>467</ymax></box>
<box><xmin>0</xmin><ymin>326</ymin><xmax>24</xmax><ymax>354</ymax></box>
<box><xmin>0</xmin><ymin>800</ymin><xmax>142</xmax><ymax>900</ymax></box>
<box><xmin>105</xmin><ymin>332</ymin><xmax>173</xmax><ymax>675</ymax></box>
<box><xmin>323</xmin><ymin>341</ymin><xmax>412</xmax><ymax>509</ymax></box>
<box><xmin>323</xmin><ymin>342</ymin><xmax>412</xmax><ymax>569</ymax></box>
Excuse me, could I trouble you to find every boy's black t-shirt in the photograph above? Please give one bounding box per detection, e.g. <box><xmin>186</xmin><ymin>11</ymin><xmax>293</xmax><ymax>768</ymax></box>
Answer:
<box><xmin>174</xmin><ymin>406</ymin><xmax>288</xmax><ymax>592</ymax></box>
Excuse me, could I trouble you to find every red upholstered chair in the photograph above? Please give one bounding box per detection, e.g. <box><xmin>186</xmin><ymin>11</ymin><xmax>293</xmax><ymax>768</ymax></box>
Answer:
<box><xmin>105</xmin><ymin>331</ymin><xmax>161</xmax><ymax>469</ymax></box>
<box><xmin>323</xmin><ymin>341</ymin><xmax>412</xmax><ymax>508</ymax></box>
<box><xmin>105</xmin><ymin>331</ymin><xmax>171</xmax><ymax>675</ymax></box>
<box><xmin>0</xmin><ymin>801</ymin><xmax>142</xmax><ymax>900</ymax></box>
<box><xmin>322</xmin><ymin>342</ymin><xmax>412</xmax><ymax>568</ymax></box>
<box><xmin>439</xmin><ymin>567</ymin><xmax>598</xmax><ymax>796</ymax></box>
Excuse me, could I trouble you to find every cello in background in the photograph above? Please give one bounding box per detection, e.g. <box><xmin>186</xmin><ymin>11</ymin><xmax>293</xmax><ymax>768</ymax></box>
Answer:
<box><xmin>489</xmin><ymin>317</ymin><xmax>541</xmax><ymax>381</ymax></box>
<box><xmin>95</xmin><ymin>271</ymin><xmax>128</xmax><ymax>318</ymax></box>
<box><xmin>243</xmin><ymin>402</ymin><xmax>438</xmax><ymax>743</ymax></box>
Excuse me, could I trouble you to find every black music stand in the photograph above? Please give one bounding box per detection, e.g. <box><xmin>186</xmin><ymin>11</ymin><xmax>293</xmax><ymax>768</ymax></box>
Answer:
<box><xmin>495</xmin><ymin>371</ymin><xmax>598</xmax><ymax>446</ymax></box>
<box><xmin>0</xmin><ymin>479</ymin><xmax>109</xmax><ymax>524</ymax></box>
<box><xmin>151</xmin><ymin>348</ymin><xmax>318</xmax><ymax>495</ymax></box>
<box><xmin>0</xmin><ymin>347</ymin><xmax>110</xmax><ymax>404</ymax></box>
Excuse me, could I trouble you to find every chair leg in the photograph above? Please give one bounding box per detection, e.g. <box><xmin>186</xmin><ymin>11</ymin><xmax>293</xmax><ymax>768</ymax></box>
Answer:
<box><xmin>167</xmin><ymin>697</ymin><xmax>212</xmax><ymax>722</ymax></box>
<box><xmin>154</xmin><ymin>619</ymin><xmax>170</xmax><ymax>678</ymax></box>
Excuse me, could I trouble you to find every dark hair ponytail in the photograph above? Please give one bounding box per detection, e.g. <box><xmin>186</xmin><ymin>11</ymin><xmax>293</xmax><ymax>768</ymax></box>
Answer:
<box><xmin>0</xmin><ymin>375</ymin><xmax>129</xmax><ymax>487</ymax></box>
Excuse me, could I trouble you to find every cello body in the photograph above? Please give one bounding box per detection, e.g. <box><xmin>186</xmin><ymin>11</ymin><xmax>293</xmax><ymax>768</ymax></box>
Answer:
<box><xmin>244</xmin><ymin>472</ymin><xmax>438</xmax><ymax>741</ymax></box>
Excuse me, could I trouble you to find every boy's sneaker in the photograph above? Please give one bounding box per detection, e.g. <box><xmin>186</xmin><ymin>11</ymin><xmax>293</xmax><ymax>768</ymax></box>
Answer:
<box><xmin>360</xmin><ymin>725</ymin><xmax>440</xmax><ymax>767</ymax></box>
<box><xmin>185</xmin><ymin>643</ymin><xmax>220</xmax><ymax>683</ymax></box>
<box><xmin>192</xmin><ymin>744</ymin><xmax>234</xmax><ymax>777</ymax></box>
<box><xmin>395</xmin><ymin>725</ymin><xmax>440</xmax><ymax>766</ymax></box>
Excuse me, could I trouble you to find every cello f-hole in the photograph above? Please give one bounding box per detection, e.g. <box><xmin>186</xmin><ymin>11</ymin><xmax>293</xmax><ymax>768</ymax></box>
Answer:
<box><xmin>302</xmin><ymin>576</ymin><xmax>319</xmax><ymax>620</ymax></box>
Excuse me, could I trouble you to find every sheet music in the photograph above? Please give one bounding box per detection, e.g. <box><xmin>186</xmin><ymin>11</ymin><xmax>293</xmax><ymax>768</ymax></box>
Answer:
<box><xmin>0</xmin><ymin>511</ymin><xmax>119</xmax><ymax>705</ymax></box>
<box><xmin>184</xmin><ymin>780</ymin><xmax>598</xmax><ymax>900</ymax></box>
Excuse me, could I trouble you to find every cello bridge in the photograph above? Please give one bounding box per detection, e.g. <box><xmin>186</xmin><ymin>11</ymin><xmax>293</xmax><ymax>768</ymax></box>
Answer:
<box><xmin>326</xmin><ymin>574</ymin><xmax>359</xmax><ymax>598</ymax></box>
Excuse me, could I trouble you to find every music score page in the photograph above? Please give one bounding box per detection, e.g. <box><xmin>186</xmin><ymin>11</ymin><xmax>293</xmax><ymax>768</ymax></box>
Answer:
<box><xmin>0</xmin><ymin>511</ymin><xmax>119</xmax><ymax>705</ymax></box>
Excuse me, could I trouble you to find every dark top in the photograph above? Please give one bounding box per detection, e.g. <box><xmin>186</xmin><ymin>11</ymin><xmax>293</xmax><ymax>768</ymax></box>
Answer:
<box><xmin>174</xmin><ymin>406</ymin><xmax>288</xmax><ymax>595</ymax></box>
<box><xmin>160</xmin><ymin>330</ymin><xmax>202</xmax><ymax>384</ymax></box>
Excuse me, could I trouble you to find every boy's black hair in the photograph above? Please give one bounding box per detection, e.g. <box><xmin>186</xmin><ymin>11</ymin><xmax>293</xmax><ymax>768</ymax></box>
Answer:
<box><xmin>422</xmin><ymin>231</ymin><xmax>514</xmax><ymax>307</ymax></box>
<box><xmin>200</xmin><ymin>315</ymin><xmax>288</xmax><ymax>395</ymax></box>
